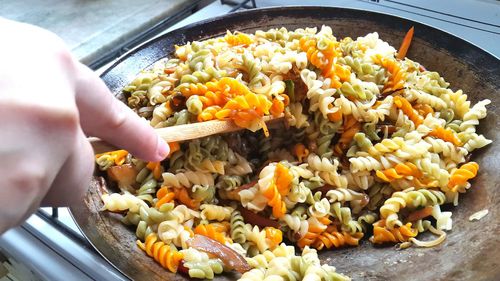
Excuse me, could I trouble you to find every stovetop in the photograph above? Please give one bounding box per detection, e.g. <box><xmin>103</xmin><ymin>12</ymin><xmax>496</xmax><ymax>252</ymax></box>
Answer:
<box><xmin>0</xmin><ymin>1</ymin><xmax>498</xmax><ymax>280</ymax></box>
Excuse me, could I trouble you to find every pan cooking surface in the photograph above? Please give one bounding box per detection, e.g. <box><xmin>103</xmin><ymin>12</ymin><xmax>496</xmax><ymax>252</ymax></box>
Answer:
<box><xmin>71</xmin><ymin>7</ymin><xmax>500</xmax><ymax>281</ymax></box>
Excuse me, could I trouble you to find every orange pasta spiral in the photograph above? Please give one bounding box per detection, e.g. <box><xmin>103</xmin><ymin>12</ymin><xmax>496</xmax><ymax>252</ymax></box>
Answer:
<box><xmin>297</xmin><ymin>227</ymin><xmax>322</xmax><ymax>249</ymax></box>
<box><xmin>312</xmin><ymin>226</ymin><xmax>363</xmax><ymax>250</ymax></box>
<box><xmin>262</xmin><ymin>163</ymin><xmax>293</xmax><ymax>219</ymax></box>
<box><xmin>225</xmin><ymin>32</ymin><xmax>253</xmax><ymax>46</ymax></box>
<box><xmin>146</xmin><ymin>161</ymin><xmax>163</xmax><ymax>180</ymax></box>
<box><xmin>299</xmin><ymin>37</ymin><xmax>328</xmax><ymax>69</ymax></box>
<box><xmin>275</xmin><ymin>163</ymin><xmax>293</xmax><ymax>196</ymax></box>
<box><xmin>372</xmin><ymin>55</ymin><xmax>406</xmax><ymax>93</ymax></box>
<box><xmin>155</xmin><ymin>186</ymin><xmax>175</xmax><ymax>208</ymax></box>
<box><xmin>264</xmin><ymin>227</ymin><xmax>283</xmax><ymax>249</ymax></box>
<box><xmin>334</xmin><ymin>115</ymin><xmax>361</xmax><ymax>156</ymax></box>
<box><xmin>413</xmin><ymin>103</ymin><xmax>434</xmax><ymax>117</ymax></box>
<box><xmin>182</xmin><ymin>78</ymin><xmax>276</xmax><ymax>132</ymax></box>
<box><xmin>393</xmin><ymin>96</ymin><xmax>424</xmax><ymax>127</ymax></box>
<box><xmin>448</xmin><ymin>162</ymin><xmax>479</xmax><ymax>191</ymax></box>
<box><xmin>137</xmin><ymin>233</ymin><xmax>183</xmax><ymax>273</ymax></box>
<box><xmin>370</xmin><ymin>220</ymin><xmax>417</xmax><ymax>244</ymax></box>
<box><xmin>215</xmin><ymin>92</ymin><xmax>273</xmax><ymax>128</ymax></box>
<box><xmin>297</xmin><ymin>216</ymin><xmax>332</xmax><ymax>248</ymax></box>
<box><xmin>427</xmin><ymin>127</ymin><xmax>462</xmax><ymax>146</ymax></box>
<box><xmin>328</xmin><ymin>109</ymin><xmax>343</xmax><ymax>122</ymax></box>
<box><xmin>293</xmin><ymin>143</ymin><xmax>310</xmax><ymax>162</ymax></box>
<box><xmin>299</xmin><ymin>36</ymin><xmax>348</xmax><ymax>88</ymax></box>
<box><xmin>174</xmin><ymin>188</ymin><xmax>200</xmax><ymax>209</ymax></box>
<box><xmin>263</xmin><ymin>184</ymin><xmax>287</xmax><ymax>219</ymax></box>
<box><xmin>194</xmin><ymin>223</ymin><xmax>232</xmax><ymax>244</ymax></box>
<box><xmin>322</xmin><ymin>63</ymin><xmax>351</xmax><ymax>89</ymax></box>
<box><xmin>198</xmin><ymin>106</ymin><xmax>222</xmax><ymax>122</ymax></box>
<box><xmin>179</xmin><ymin>83</ymin><xmax>210</xmax><ymax>97</ymax></box>
<box><xmin>376</xmin><ymin>162</ymin><xmax>422</xmax><ymax>182</ymax></box>
<box><xmin>95</xmin><ymin>149</ymin><xmax>128</xmax><ymax>165</ymax></box>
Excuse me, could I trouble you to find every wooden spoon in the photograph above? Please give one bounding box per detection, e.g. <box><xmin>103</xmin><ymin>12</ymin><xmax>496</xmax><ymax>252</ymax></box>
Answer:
<box><xmin>90</xmin><ymin>115</ymin><xmax>284</xmax><ymax>154</ymax></box>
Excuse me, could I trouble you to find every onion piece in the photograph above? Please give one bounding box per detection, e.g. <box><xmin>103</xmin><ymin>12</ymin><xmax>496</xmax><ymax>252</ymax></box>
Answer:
<box><xmin>219</xmin><ymin>180</ymin><xmax>257</xmax><ymax>201</ymax></box>
<box><xmin>238</xmin><ymin>206</ymin><xmax>280</xmax><ymax>228</ymax></box>
<box><xmin>238</xmin><ymin>180</ymin><xmax>258</xmax><ymax>191</ymax></box>
<box><xmin>107</xmin><ymin>164</ymin><xmax>138</xmax><ymax>189</ymax></box>
<box><xmin>186</xmin><ymin>234</ymin><xmax>251</xmax><ymax>273</ymax></box>
<box><xmin>407</xmin><ymin>206</ymin><xmax>433</xmax><ymax>222</ymax></box>
<box><xmin>469</xmin><ymin>209</ymin><xmax>489</xmax><ymax>221</ymax></box>
<box><xmin>315</xmin><ymin>185</ymin><xmax>336</xmax><ymax>197</ymax></box>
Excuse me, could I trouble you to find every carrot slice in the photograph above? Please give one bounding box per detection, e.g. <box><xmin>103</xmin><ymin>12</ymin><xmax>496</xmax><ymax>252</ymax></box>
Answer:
<box><xmin>397</xmin><ymin>27</ymin><xmax>415</xmax><ymax>60</ymax></box>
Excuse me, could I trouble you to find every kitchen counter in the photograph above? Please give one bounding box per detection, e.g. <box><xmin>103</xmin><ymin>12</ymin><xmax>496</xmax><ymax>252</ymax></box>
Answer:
<box><xmin>0</xmin><ymin>0</ymin><xmax>201</xmax><ymax>65</ymax></box>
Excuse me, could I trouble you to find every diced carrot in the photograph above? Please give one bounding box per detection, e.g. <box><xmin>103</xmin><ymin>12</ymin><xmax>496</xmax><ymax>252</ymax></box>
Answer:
<box><xmin>168</xmin><ymin>142</ymin><xmax>180</xmax><ymax>154</ymax></box>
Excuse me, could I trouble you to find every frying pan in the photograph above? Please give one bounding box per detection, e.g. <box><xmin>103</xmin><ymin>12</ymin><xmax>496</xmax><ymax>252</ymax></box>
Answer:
<box><xmin>70</xmin><ymin>6</ymin><xmax>500</xmax><ymax>281</ymax></box>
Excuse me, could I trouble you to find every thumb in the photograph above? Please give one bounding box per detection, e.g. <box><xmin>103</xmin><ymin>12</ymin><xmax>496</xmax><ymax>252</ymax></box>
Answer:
<box><xmin>74</xmin><ymin>62</ymin><xmax>169</xmax><ymax>161</ymax></box>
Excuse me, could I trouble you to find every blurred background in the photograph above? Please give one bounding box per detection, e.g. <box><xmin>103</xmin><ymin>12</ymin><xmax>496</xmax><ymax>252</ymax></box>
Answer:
<box><xmin>0</xmin><ymin>0</ymin><xmax>498</xmax><ymax>280</ymax></box>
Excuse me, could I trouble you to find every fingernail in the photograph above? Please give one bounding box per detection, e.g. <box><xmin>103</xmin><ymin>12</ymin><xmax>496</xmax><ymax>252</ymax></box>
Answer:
<box><xmin>156</xmin><ymin>135</ymin><xmax>170</xmax><ymax>160</ymax></box>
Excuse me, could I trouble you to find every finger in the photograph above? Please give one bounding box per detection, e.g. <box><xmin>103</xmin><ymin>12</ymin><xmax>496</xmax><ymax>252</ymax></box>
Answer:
<box><xmin>74</xmin><ymin>62</ymin><xmax>169</xmax><ymax>161</ymax></box>
<box><xmin>41</xmin><ymin>128</ymin><xmax>94</xmax><ymax>206</ymax></box>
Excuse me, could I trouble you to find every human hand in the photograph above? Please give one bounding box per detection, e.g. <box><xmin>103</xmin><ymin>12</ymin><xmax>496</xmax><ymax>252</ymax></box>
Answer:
<box><xmin>0</xmin><ymin>18</ymin><xmax>170</xmax><ymax>233</ymax></box>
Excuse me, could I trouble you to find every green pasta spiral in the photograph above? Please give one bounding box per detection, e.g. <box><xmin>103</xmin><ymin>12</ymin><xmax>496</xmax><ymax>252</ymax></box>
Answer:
<box><xmin>230</xmin><ymin>210</ymin><xmax>247</xmax><ymax>244</ymax></box>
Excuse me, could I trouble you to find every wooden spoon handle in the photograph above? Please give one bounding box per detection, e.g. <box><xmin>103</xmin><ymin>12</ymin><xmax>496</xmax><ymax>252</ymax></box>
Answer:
<box><xmin>90</xmin><ymin>115</ymin><xmax>283</xmax><ymax>154</ymax></box>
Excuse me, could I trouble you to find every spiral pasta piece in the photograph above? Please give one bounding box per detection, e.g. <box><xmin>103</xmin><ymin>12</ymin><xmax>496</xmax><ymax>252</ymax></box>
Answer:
<box><xmin>312</xmin><ymin>226</ymin><xmax>363</xmax><ymax>250</ymax></box>
<box><xmin>162</xmin><ymin>170</ymin><xmax>214</xmax><ymax>188</ymax></box>
<box><xmin>230</xmin><ymin>210</ymin><xmax>247</xmax><ymax>244</ymax></box>
<box><xmin>137</xmin><ymin>233</ymin><xmax>183</xmax><ymax>273</ymax></box>
<box><xmin>96</xmin><ymin>150</ymin><xmax>129</xmax><ymax>171</ymax></box>
<box><xmin>173</xmin><ymin>187</ymin><xmax>200</xmax><ymax>209</ymax></box>
<box><xmin>194</xmin><ymin>224</ymin><xmax>232</xmax><ymax>244</ymax></box>
<box><xmin>101</xmin><ymin>192</ymin><xmax>148</xmax><ymax>213</ymax></box>
<box><xmin>333</xmin><ymin>115</ymin><xmax>361</xmax><ymax>156</ymax></box>
<box><xmin>448</xmin><ymin>162</ymin><xmax>479</xmax><ymax>192</ymax></box>
<box><xmin>180</xmin><ymin>248</ymin><xmax>224</xmax><ymax>279</ymax></box>
<box><xmin>393</xmin><ymin>96</ymin><xmax>424</xmax><ymax>127</ymax></box>
<box><xmin>427</xmin><ymin>126</ymin><xmax>462</xmax><ymax>146</ymax></box>
<box><xmin>371</xmin><ymin>220</ymin><xmax>418</xmax><ymax>244</ymax></box>
<box><xmin>380</xmin><ymin>188</ymin><xmax>445</xmax><ymax>229</ymax></box>
<box><xmin>375</xmin><ymin>162</ymin><xmax>422</xmax><ymax>182</ymax></box>
<box><xmin>372</xmin><ymin>55</ymin><xmax>406</xmax><ymax>93</ymax></box>
<box><xmin>200</xmin><ymin>204</ymin><xmax>234</xmax><ymax>221</ymax></box>
<box><xmin>226</xmin><ymin>31</ymin><xmax>254</xmax><ymax>46</ymax></box>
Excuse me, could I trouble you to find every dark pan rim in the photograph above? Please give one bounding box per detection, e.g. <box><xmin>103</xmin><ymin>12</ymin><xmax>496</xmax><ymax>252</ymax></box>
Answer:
<box><xmin>99</xmin><ymin>5</ymin><xmax>499</xmax><ymax>82</ymax></box>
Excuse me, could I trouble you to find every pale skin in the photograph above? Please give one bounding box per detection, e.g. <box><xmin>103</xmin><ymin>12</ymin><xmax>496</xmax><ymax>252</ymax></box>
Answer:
<box><xmin>0</xmin><ymin>18</ymin><xmax>170</xmax><ymax>233</ymax></box>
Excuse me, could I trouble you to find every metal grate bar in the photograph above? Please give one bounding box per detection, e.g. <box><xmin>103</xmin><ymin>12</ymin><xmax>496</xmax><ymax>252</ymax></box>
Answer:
<box><xmin>38</xmin><ymin>209</ymin><xmax>89</xmax><ymax>246</ymax></box>
<box><xmin>221</xmin><ymin>0</ymin><xmax>257</xmax><ymax>12</ymax></box>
